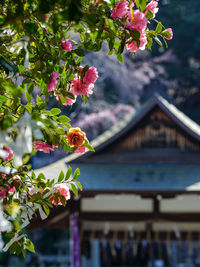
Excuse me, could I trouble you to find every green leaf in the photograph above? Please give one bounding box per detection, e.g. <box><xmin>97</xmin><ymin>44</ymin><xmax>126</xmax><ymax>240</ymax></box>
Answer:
<box><xmin>50</xmin><ymin>108</ymin><xmax>61</xmax><ymax>115</ymax></box>
<box><xmin>26</xmin><ymin>91</ymin><xmax>31</xmax><ymax>103</ymax></box>
<box><xmin>73</xmin><ymin>168</ymin><xmax>80</xmax><ymax>180</ymax></box>
<box><xmin>130</xmin><ymin>30</ymin><xmax>140</xmax><ymax>40</ymax></box>
<box><xmin>31</xmin><ymin>171</ymin><xmax>36</xmax><ymax>179</ymax></box>
<box><xmin>65</xmin><ymin>166</ymin><xmax>72</xmax><ymax>180</ymax></box>
<box><xmin>84</xmin><ymin>143</ymin><xmax>95</xmax><ymax>152</ymax></box>
<box><xmin>43</xmin><ymin>205</ymin><xmax>50</xmax><ymax>216</ymax></box>
<box><xmin>60</xmin><ymin>195</ymin><xmax>67</xmax><ymax>206</ymax></box>
<box><xmin>154</xmin><ymin>36</ymin><xmax>163</xmax><ymax>47</ymax></box>
<box><xmin>66</xmin><ymin>92</ymin><xmax>75</xmax><ymax>100</ymax></box>
<box><xmin>22</xmin><ymin>249</ymin><xmax>27</xmax><ymax>259</ymax></box>
<box><xmin>41</xmin><ymin>110</ymin><xmax>52</xmax><ymax>115</ymax></box>
<box><xmin>82</xmin><ymin>95</ymin><xmax>88</xmax><ymax>104</ymax></box>
<box><xmin>18</xmin><ymin>65</ymin><xmax>26</xmax><ymax>73</ymax></box>
<box><xmin>135</xmin><ymin>0</ymin><xmax>146</xmax><ymax>12</ymax></box>
<box><xmin>57</xmin><ymin>115</ymin><xmax>70</xmax><ymax>123</ymax></box>
<box><xmin>161</xmin><ymin>30</ymin><xmax>171</xmax><ymax>39</ymax></box>
<box><xmin>71</xmin><ymin>183</ymin><xmax>78</xmax><ymax>196</ymax></box>
<box><xmin>76</xmin><ymin>181</ymin><xmax>83</xmax><ymax>191</ymax></box>
<box><xmin>74</xmin><ymin>48</ymin><xmax>86</xmax><ymax>56</ymax></box>
<box><xmin>25</xmin><ymin>239</ymin><xmax>35</xmax><ymax>253</ymax></box>
<box><xmin>156</xmin><ymin>22</ymin><xmax>163</xmax><ymax>34</ymax></box>
<box><xmin>145</xmin><ymin>10</ymin><xmax>153</xmax><ymax>20</ymax></box>
<box><xmin>56</xmin><ymin>128</ymin><xmax>65</xmax><ymax>134</ymax></box>
<box><xmin>37</xmin><ymin>173</ymin><xmax>45</xmax><ymax>180</ymax></box>
<box><xmin>0</xmin><ymin>95</ymin><xmax>8</xmax><ymax>102</ymax></box>
<box><xmin>117</xmin><ymin>53</ymin><xmax>123</xmax><ymax>63</ymax></box>
<box><xmin>58</xmin><ymin>170</ymin><xmax>64</xmax><ymax>182</ymax></box>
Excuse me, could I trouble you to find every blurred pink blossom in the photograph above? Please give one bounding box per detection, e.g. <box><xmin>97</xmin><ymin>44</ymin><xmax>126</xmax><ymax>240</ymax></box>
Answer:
<box><xmin>71</xmin><ymin>76</ymin><xmax>94</xmax><ymax>96</ymax></box>
<box><xmin>61</xmin><ymin>38</ymin><xmax>72</xmax><ymax>51</ymax></box>
<box><xmin>0</xmin><ymin>189</ymin><xmax>6</xmax><ymax>198</ymax></box>
<box><xmin>56</xmin><ymin>94</ymin><xmax>76</xmax><ymax>106</ymax></box>
<box><xmin>111</xmin><ymin>1</ymin><xmax>128</xmax><ymax>19</ymax></box>
<box><xmin>52</xmin><ymin>183</ymin><xmax>70</xmax><ymax>205</ymax></box>
<box><xmin>33</xmin><ymin>141</ymin><xmax>55</xmax><ymax>153</ymax></box>
<box><xmin>75</xmin><ymin>146</ymin><xmax>89</xmax><ymax>154</ymax></box>
<box><xmin>3</xmin><ymin>147</ymin><xmax>13</xmax><ymax>161</ymax></box>
<box><xmin>47</xmin><ymin>72</ymin><xmax>60</xmax><ymax>92</ymax></box>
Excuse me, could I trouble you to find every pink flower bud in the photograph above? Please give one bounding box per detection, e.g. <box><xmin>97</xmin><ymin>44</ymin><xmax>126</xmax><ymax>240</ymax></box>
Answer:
<box><xmin>161</xmin><ymin>28</ymin><xmax>173</xmax><ymax>40</ymax></box>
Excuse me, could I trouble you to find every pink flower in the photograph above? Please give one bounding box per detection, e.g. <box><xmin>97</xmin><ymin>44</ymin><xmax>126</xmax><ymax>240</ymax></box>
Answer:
<box><xmin>8</xmin><ymin>186</ymin><xmax>16</xmax><ymax>193</ymax></box>
<box><xmin>83</xmin><ymin>66</ymin><xmax>98</xmax><ymax>85</ymax></box>
<box><xmin>0</xmin><ymin>189</ymin><xmax>6</xmax><ymax>199</ymax></box>
<box><xmin>75</xmin><ymin>146</ymin><xmax>89</xmax><ymax>154</ymax></box>
<box><xmin>61</xmin><ymin>38</ymin><xmax>72</xmax><ymax>51</ymax></box>
<box><xmin>111</xmin><ymin>1</ymin><xmax>128</xmax><ymax>19</ymax></box>
<box><xmin>1</xmin><ymin>173</ymin><xmax>6</xmax><ymax>180</ymax></box>
<box><xmin>161</xmin><ymin>28</ymin><xmax>173</xmax><ymax>40</ymax></box>
<box><xmin>126</xmin><ymin>32</ymin><xmax>147</xmax><ymax>52</ymax></box>
<box><xmin>56</xmin><ymin>94</ymin><xmax>76</xmax><ymax>106</ymax></box>
<box><xmin>33</xmin><ymin>141</ymin><xmax>55</xmax><ymax>153</ymax></box>
<box><xmin>126</xmin><ymin>9</ymin><xmax>148</xmax><ymax>33</ymax></box>
<box><xmin>145</xmin><ymin>0</ymin><xmax>159</xmax><ymax>18</ymax></box>
<box><xmin>71</xmin><ymin>76</ymin><xmax>93</xmax><ymax>96</ymax></box>
<box><xmin>3</xmin><ymin>147</ymin><xmax>13</xmax><ymax>161</ymax></box>
<box><xmin>47</xmin><ymin>72</ymin><xmax>60</xmax><ymax>92</ymax></box>
<box><xmin>51</xmin><ymin>183</ymin><xmax>70</xmax><ymax>205</ymax></box>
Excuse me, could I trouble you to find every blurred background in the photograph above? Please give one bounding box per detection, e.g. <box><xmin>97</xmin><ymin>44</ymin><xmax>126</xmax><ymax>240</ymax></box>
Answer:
<box><xmin>2</xmin><ymin>0</ymin><xmax>200</xmax><ymax>266</ymax></box>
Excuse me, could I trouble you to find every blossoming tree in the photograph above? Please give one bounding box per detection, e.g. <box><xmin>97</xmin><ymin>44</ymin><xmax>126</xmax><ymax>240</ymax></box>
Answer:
<box><xmin>0</xmin><ymin>0</ymin><xmax>172</xmax><ymax>256</ymax></box>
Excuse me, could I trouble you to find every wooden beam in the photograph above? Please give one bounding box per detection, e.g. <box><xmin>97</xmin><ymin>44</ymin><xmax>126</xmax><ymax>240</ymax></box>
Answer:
<box><xmin>80</xmin><ymin>212</ymin><xmax>200</xmax><ymax>222</ymax></box>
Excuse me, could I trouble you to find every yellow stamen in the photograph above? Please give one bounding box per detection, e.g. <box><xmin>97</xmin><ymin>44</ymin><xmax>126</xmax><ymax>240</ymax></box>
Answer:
<box><xmin>130</xmin><ymin>4</ymin><xmax>135</xmax><ymax>22</ymax></box>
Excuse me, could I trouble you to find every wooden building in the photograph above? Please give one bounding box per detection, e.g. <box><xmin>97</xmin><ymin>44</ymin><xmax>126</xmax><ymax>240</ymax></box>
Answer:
<box><xmin>33</xmin><ymin>94</ymin><xmax>200</xmax><ymax>267</ymax></box>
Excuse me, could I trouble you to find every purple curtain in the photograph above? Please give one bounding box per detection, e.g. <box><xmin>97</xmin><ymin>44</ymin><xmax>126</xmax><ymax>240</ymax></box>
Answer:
<box><xmin>70</xmin><ymin>214</ymin><xmax>80</xmax><ymax>267</ymax></box>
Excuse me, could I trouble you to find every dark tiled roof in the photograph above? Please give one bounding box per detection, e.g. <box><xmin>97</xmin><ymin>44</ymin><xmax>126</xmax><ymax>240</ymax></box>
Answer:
<box><xmin>65</xmin><ymin>94</ymin><xmax>200</xmax><ymax>163</ymax></box>
<box><xmin>69</xmin><ymin>162</ymin><xmax>200</xmax><ymax>191</ymax></box>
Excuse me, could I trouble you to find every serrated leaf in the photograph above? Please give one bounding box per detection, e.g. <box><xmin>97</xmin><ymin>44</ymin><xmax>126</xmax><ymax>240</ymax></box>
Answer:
<box><xmin>50</xmin><ymin>108</ymin><xmax>61</xmax><ymax>115</ymax></box>
<box><xmin>65</xmin><ymin>166</ymin><xmax>72</xmax><ymax>180</ymax></box>
<box><xmin>73</xmin><ymin>168</ymin><xmax>80</xmax><ymax>180</ymax></box>
<box><xmin>58</xmin><ymin>170</ymin><xmax>64</xmax><ymax>182</ymax></box>
<box><xmin>71</xmin><ymin>183</ymin><xmax>78</xmax><ymax>196</ymax></box>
